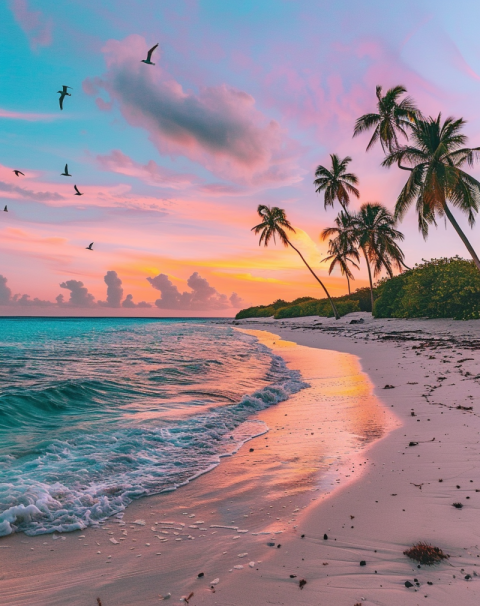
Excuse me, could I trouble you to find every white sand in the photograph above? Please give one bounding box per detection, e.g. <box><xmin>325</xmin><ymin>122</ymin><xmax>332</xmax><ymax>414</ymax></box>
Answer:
<box><xmin>3</xmin><ymin>313</ymin><xmax>480</xmax><ymax>605</ymax></box>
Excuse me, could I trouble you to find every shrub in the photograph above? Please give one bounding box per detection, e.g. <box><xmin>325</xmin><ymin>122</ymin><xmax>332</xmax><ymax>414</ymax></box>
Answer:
<box><xmin>374</xmin><ymin>257</ymin><xmax>480</xmax><ymax>320</ymax></box>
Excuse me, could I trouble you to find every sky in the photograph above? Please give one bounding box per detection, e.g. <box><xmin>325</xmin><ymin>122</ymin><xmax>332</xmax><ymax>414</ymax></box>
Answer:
<box><xmin>1</xmin><ymin>0</ymin><xmax>480</xmax><ymax>316</ymax></box>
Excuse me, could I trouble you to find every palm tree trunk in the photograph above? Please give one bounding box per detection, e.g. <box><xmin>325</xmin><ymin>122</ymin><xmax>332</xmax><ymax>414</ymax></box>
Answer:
<box><xmin>346</xmin><ymin>274</ymin><xmax>351</xmax><ymax>295</ymax></box>
<box><xmin>443</xmin><ymin>202</ymin><xmax>480</xmax><ymax>272</ymax></box>
<box><xmin>287</xmin><ymin>240</ymin><xmax>340</xmax><ymax>319</ymax></box>
<box><xmin>362</xmin><ymin>247</ymin><xmax>375</xmax><ymax>312</ymax></box>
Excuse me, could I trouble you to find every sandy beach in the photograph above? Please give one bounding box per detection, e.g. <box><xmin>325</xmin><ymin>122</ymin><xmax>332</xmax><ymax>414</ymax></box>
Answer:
<box><xmin>3</xmin><ymin>314</ymin><xmax>480</xmax><ymax>605</ymax></box>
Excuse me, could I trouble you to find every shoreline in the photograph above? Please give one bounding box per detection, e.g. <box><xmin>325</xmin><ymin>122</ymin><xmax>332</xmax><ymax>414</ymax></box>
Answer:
<box><xmin>0</xmin><ymin>326</ymin><xmax>390</xmax><ymax>606</ymax></box>
<box><xmin>3</xmin><ymin>314</ymin><xmax>480</xmax><ymax>605</ymax></box>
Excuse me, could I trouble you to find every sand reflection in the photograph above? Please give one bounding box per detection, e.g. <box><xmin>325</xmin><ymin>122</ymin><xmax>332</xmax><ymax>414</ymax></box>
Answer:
<box><xmin>236</xmin><ymin>329</ymin><xmax>397</xmax><ymax>502</ymax></box>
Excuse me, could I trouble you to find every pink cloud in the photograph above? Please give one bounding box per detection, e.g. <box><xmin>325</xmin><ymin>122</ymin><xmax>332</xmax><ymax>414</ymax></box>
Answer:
<box><xmin>95</xmin><ymin>149</ymin><xmax>199</xmax><ymax>190</ymax></box>
<box><xmin>147</xmin><ymin>271</ymin><xmax>244</xmax><ymax>311</ymax></box>
<box><xmin>0</xmin><ymin>109</ymin><xmax>58</xmax><ymax>121</ymax></box>
<box><xmin>83</xmin><ymin>35</ymin><xmax>303</xmax><ymax>187</ymax></box>
<box><xmin>9</xmin><ymin>0</ymin><xmax>52</xmax><ymax>49</ymax></box>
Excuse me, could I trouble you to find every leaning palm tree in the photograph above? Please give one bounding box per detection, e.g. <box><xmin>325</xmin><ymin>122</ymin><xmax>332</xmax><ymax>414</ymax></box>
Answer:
<box><xmin>313</xmin><ymin>154</ymin><xmax>360</xmax><ymax>210</ymax></box>
<box><xmin>252</xmin><ymin>205</ymin><xmax>339</xmax><ymax>319</ymax></box>
<box><xmin>322</xmin><ymin>239</ymin><xmax>360</xmax><ymax>295</ymax></box>
<box><xmin>353</xmin><ymin>85</ymin><xmax>419</xmax><ymax>152</ymax></box>
<box><xmin>382</xmin><ymin>114</ymin><xmax>480</xmax><ymax>271</ymax></box>
<box><xmin>350</xmin><ymin>203</ymin><xmax>406</xmax><ymax>310</ymax></box>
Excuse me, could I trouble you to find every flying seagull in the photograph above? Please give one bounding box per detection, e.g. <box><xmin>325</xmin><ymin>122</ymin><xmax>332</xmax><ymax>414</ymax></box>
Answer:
<box><xmin>3</xmin><ymin>205</ymin><xmax>7</xmax><ymax>212</ymax></box>
<box><xmin>74</xmin><ymin>184</ymin><xmax>83</xmax><ymax>196</ymax></box>
<box><xmin>61</xmin><ymin>164</ymin><xmax>71</xmax><ymax>176</ymax></box>
<box><xmin>141</xmin><ymin>43</ymin><xmax>158</xmax><ymax>65</ymax></box>
<box><xmin>58</xmin><ymin>86</ymin><xmax>72</xmax><ymax>110</ymax></box>
<box><xmin>13</xmin><ymin>170</ymin><xmax>24</xmax><ymax>177</ymax></box>
<box><xmin>86</xmin><ymin>242</ymin><xmax>94</xmax><ymax>250</ymax></box>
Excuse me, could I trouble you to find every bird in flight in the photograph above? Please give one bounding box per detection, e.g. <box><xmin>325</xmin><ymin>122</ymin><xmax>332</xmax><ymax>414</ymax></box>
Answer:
<box><xmin>61</xmin><ymin>164</ymin><xmax>71</xmax><ymax>176</ymax></box>
<box><xmin>58</xmin><ymin>86</ymin><xmax>72</xmax><ymax>110</ymax></box>
<box><xmin>74</xmin><ymin>184</ymin><xmax>83</xmax><ymax>196</ymax></box>
<box><xmin>86</xmin><ymin>242</ymin><xmax>94</xmax><ymax>250</ymax></box>
<box><xmin>3</xmin><ymin>205</ymin><xmax>7</xmax><ymax>212</ymax></box>
<box><xmin>13</xmin><ymin>170</ymin><xmax>24</xmax><ymax>177</ymax></box>
<box><xmin>141</xmin><ymin>43</ymin><xmax>158</xmax><ymax>65</ymax></box>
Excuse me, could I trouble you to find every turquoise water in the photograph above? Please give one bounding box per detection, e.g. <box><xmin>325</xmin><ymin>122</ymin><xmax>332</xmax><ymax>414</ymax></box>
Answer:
<box><xmin>0</xmin><ymin>318</ymin><xmax>306</xmax><ymax>536</ymax></box>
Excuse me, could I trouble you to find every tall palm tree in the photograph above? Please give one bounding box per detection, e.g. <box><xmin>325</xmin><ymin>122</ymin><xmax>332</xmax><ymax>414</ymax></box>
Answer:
<box><xmin>313</xmin><ymin>154</ymin><xmax>360</xmax><ymax>210</ymax></box>
<box><xmin>353</xmin><ymin>85</ymin><xmax>419</xmax><ymax>152</ymax></box>
<box><xmin>382</xmin><ymin>114</ymin><xmax>480</xmax><ymax>271</ymax></box>
<box><xmin>322</xmin><ymin>239</ymin><xmax>360</xmax><ymax>295</ymax></box>
<box><xmin>251</xmin><ymin>205</ymin><xmax>340</xmax><ymax>319</ymax></box>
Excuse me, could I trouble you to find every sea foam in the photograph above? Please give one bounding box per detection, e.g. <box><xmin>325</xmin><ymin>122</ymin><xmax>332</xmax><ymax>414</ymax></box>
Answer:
<box><xmin>0</xmin><ymin>319</ymin><xmax>307</xmax><ymax>536</ymax></box>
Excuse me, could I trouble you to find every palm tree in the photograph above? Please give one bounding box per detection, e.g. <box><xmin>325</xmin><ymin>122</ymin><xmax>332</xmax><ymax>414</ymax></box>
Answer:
<box><xmin>353</xmin><ymin>85</ymin><xmax>419</xmax><ymax>152</ymax></box>
<box><xmin>322</xmin><ymin>205</ymin><xmax>406</xmax><ymax>311</ymax></box>
<box><xmin>251</xmin><ymin>205</ymin><xmax>340</xmax><ymax>319</ymax></box>
<box><xmin>351</xmin><ymin>203</ymin><xmax>406</xmax><ymax>310</ymax></box>
<box><xmin>322</xmin><ymin>239</ymin><xmax>360</xmax><ymax>295</ymax></box>
<box><xmin>382</xmin><ymin>114</ymin><xmax>480</xmax><ymax>271</ymax></box>
<box><xmin>313</xmin><ymin>154</ymin><xmax>360</xmax><ymax>210</ymax></box>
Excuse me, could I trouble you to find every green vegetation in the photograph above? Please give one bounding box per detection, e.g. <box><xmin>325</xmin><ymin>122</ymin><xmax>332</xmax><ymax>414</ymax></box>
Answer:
<box><xmin>374</xmin><ymin>257</ymin><xmax>480</xmax><ymax>320</ymax></box>
<box><xmin>235</xmin><ymin>288</ymin><xmax>371</xmax><ymax>320</ymax></box>
<box><xmin>237</xmin><ymin>258</ymin><xmax>480</xmax><ymax>321</ymax></box>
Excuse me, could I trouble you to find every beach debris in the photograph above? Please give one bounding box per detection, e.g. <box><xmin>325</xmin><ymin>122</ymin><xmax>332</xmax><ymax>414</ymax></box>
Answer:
<box><xmin>249</xmin><ymin>448</ymin><xmax>254</xmax><ymax>452</ymax></box>
<box><xmin>180</xmin><ymin>592</ymin><xmax>194</xmax><ymax>603</ymax></box>
<box><xmin>159</xmin><ymin>592</ymin><xmax>171</xmax><ymax>600</ymax></box>
<box><xmin>411</xmin><ymin>483</ymin><xmax>424</xmax><ymax>490</ymax></box>
<box><xmin>405</xmin><ymin>581</ymin><xmax>414</xmax><ymax>588</ymax></box>
<box><xmin>465</xmin><ymin>574</ymin><xmax>472</xmax><ymax>580</ymax></box>
<box><xmin>289</xmin><ymin>574</ymin><xmax>297</xmax><ymax>578</ymax></box>
<box><xmin>452</xmin><ymin>502</ymin><xmax>463</xmax><ymax>509</ymax></box>
<box><xmin>197</xmin><ymin>572</ymin><xmax>204</xmax><ymax>578</ymax></box>
<box><xmin>359</xmin><ymin>560</ymin><xmax>366</xmax><ymax>566</ymax></box>
<box><xmin>349</xmin><ymin>318</ymin><xmax>364</xmax><ymax>324</ymax></box>
<box><xmin>210</xmin><ymin>578</ymin><xmax>220</xmax><ymax>586</ymax></box>
<box><xmin>301</xmin><ymin>534</ymin><xmax>305</xmax><ymax>538</ymax></box>
<box><xmin>299</xmin><ymin>578</ymin><xmax>307</xmax><ymax>589</ymax></box>
<box><xmin>249</xmin><ymin>561</ymin><xmax>255</xmax><ymax>568</ymax></box>
<box><xmin>383</xmin><ymin>384</ymin><xmax>395</xmax><ymax>389</ymax></box>
<box><xmin>238</xmin><ymin>553</ymin><xmax>248</xmax><ymax>558</ymax></box>
<box><xmin>133</xmin><ymin>519</ymin><xmax>146</xmax><ymax>526</ymax></box>
<box><xmin>233</xmin><ymin>565</ymin><xmax>243</xmax><ymax>570</ymax></box>
<box><xmin>323</xmin><ymin>533</ymin><xmax>328</xmax><ymax>540</ymax></box>
<box><xmin>404</xmin><ymin>542</ymin><xmax>449</xmax><ymax>565</ymax></box>
<box><xmin>109</xmin><ymin>538</ymin><xmax>119</xmax><ymax>544</ymax></box>
<box><xmin>456</xmin><ymin>405</ymin><xmax>473</xmax><ymax>411</ymax></box>
<box><xmin>267</xmin><ymin>542</ymin><xmax>275</xmax><ymax>546</ymax></box>
<box><xmin>97</xmin><ymin>599</ymin><xmax>103</xmax><ymax>606</ymax></box>
<box><xmin>277</xmin><ymin>544</ymin><xmax>282</xmax><ymax>548</ymax></box>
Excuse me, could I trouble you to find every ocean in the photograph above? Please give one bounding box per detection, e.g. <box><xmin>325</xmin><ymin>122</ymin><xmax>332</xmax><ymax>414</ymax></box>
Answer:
<box><xmin>0</xmin><ymin>318</ymin><xmax>306</xmax><ymax>537</ymax></box>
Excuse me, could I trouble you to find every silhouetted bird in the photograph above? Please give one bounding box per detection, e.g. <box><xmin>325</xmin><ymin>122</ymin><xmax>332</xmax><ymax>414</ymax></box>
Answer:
<box><xmin>74</xmin><ymin>184</ymin><xmax>83</xmax><ymax>196</ymax></box>
<box><xmin>141</xmin><ymin>44</ymin><xmax>158</xmax><ymax>65</ymax></box>
<box><xmin>3</xmin><ymin>205</ymin><xmax>7</xmax><ymax>212</ymax></box>
<box><xmin>13</xmin><ymin>170</ymin><xmax>24</xmax><ymax>177</ymax></box>
<box><xmin>58</xmin><ymin>86</ymin><xmax>72</xmax><ymax>110</ymax></box>
<box><xmin>61</xmin><ymin>164</ymin><xmax>71</xmax><ymax>176</ymax></box>
<box><xmin>86</xmin><ymin>242</ymin><xmax>94</xmax><ymax>250</ymax></box>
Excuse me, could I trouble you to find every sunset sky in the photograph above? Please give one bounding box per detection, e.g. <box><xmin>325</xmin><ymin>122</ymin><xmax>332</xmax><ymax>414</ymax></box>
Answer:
<box><xmin>1</xmin><ymin>0</ymin><xmax>480</xmax><ymax>315</ymax></box>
